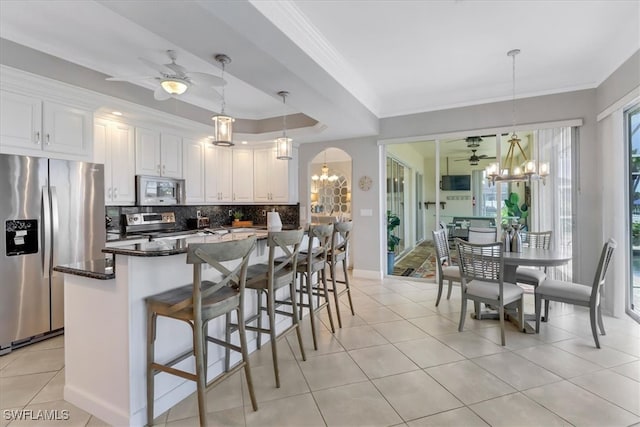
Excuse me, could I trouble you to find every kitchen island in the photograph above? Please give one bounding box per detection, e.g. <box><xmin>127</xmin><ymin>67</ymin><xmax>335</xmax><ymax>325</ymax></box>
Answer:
<box><xmin>56</xmin><ymin>230</ymin><xmax>292</xmax><ymax>426</ymax></box>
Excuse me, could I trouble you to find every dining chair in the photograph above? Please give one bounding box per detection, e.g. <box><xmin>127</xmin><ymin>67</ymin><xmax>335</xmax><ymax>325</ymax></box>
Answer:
<box><xmin>295</xmin><ymin>223</ymin><xmax>335</xmax><ymax>350</ymax></box>
<box><xmin>326</xmin><ymin>221</ymin><xmax>355</xmax><ymax>328</ymax></box>
<box><xmin>467</xmin><ymin>227</ymin><xmax>498</xmax><ymax>243</ymax></box>
<box><xmin>243</xmin><ymin>229</ymin><xmax>306</xmax><ymax>388</ymax></box>
<box><xmin>535</xmin><ymin>238</ymin><xmax>616</xmax><ymax>348</ymax></box>
<box><xmin>145</xmin><ymin>236</ymin><xmax>258</xmax><ymax>426</ymax></box>
<box><xmin>516</xmin><ymin>230</ymin><xmax>552</xmax><ymax>319</ymax></box>
<box><xmin>432</xmin><ymin>229</ymin><xmax>461</xmax><ymax>306</ymax></box>
<box><xmin>456</xmin><ymin>238</ymin><xmax>524</xmax><ymax>346</ymax></box>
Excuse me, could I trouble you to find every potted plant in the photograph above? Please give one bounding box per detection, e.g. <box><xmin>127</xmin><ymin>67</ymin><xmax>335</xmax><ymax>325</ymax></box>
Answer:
<box><xmin>502</xmin><ymin>191</ymin><xmax>529</xmax><ymax>227</ymax></box>
<box><xmin>233</xmin><ymin>211</ymin><xmax>243</xmax><ymax>222</ymax></box>
<box><xmin>387</xmin><ymin>210</ymin><xmax>401</xmax><ymax>275</ymax></box>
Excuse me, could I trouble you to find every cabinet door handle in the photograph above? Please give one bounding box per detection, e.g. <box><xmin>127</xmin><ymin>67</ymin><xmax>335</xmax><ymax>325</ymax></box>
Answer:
<box><xmin>35</xmin><ymin>131</ymin><xmax>40</xmax><ymax>144</ymax></box>
<box><xmin>107</xmin><ymin>187</ymin><xmax>112</xmax><ymax>199</ymax></box>
<box><xmin>113</xmin><ymin>188</ymin><xmax>118</xmax><ymax>199</ymax></box>
<box><xmin>162</xmin><ymin>164</ymin><xmax>166</xmax><ymax>173</ymax></box>
<box><xmin>157</xmin><ymin>164</ymin><xmax>161</xmax><ymax>173</ymax></box>
<box><xmin>45</xmin><ymin>134</ymin><xmax>51</xmax><ymax>145</ymax></box>
<box><xmin>233</xmin><ymin>193</ymin><xmax>236</xmax><ymax>201</ymax></box>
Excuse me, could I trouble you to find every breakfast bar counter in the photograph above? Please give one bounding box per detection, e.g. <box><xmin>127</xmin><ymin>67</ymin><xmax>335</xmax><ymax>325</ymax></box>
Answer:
<box><xmin>58</xmin><ymin>231</ymin><xmax>282</xmax><ymax>426</ymax></box>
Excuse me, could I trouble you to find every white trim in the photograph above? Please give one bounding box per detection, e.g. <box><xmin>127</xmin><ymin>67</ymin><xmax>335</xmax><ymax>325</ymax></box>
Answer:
<box><xmin>248</xmin><ymin>0</ymin><xmax>380</xmax><ymax>115</ymax></box>
<box><xmin>378</xmin><ymin>119</ymin><xmax>584</xmax><ymax>145</ymax></box>
<box><xmin>596</xmin><ymin>85</ymin><xmax>640</xmax><ymax>121</ymax></box>
<box><xmin>352</xmin><ymin>268</ymin><xmax>382</xmax><ymax>280</ymax></box>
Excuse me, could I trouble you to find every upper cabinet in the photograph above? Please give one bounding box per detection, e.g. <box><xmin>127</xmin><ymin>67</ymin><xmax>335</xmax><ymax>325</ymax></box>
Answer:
<box><xmin>0</xmin><ymin>90</ymin><xmax>92</xmax><ymax>159</ymax></box>
<box><xmin>135</xmin><ymin>128</ymin><xmax>182</xmax><ymax>178</ymax></box>
<box><xmin>204</xmin><ymin>145</ymin><xmax>233</xmax><ymax>203</ymax></box>
<box><xmin>232</xmin><ymin>149</ymin><xmax>254</xmax><ymax>202</ymax></box>
<box><xmin>253</xmin><ymin>148</ymin><xmax>290</xmax><ymax>203</ymax></box>
<box><xmin>182</xmin><ymin>138</ymin><xmax>205</xmax><ymax>204</ymax></box>
<box><xmin>95</xmin><ymin>119</ymin><xmax>136</xmax><ymax>205</ymax></box>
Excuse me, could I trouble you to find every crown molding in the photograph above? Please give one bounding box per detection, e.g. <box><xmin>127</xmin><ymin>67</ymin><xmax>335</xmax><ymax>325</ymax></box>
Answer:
<box><xmin>249</xmin><ymin>0</ymin><xmax>380</xmax><ymax>116</ymax></box>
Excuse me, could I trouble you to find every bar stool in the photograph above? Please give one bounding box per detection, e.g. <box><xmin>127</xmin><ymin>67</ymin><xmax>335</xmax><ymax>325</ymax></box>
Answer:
<box><xmin>244</xmin><ymin>229</ymin><xmax>306</xmax><ymax>388</ymax></box>
<box><xmin>295</xmin><ymin>223</ymin><xmax>335</xmax><ymax>350</ymax></box>
<box><xmin>326</xmin><ymin>221</ymin><xmax>355</xmax><ymax>328</ymax></box>
<box><xmin>145</xmin><ymin>236</ymin><xmax>258</xmax><ymax>427</ymax></box>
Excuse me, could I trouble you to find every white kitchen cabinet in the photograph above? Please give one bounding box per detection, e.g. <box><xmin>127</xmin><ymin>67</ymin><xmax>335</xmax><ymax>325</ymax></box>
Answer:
<box><xmin>135</xmin><ymin>128</ymin><xmax>182</xmax><ymax>178</ymax></box>
<box><xmin>232</xmin><ymin>149</ymin><xmax>254</xmax><ymax>202</ymax></box>
<box><xmin>182</xmin><ymin>138</ymin><xmax>205</xmax><ymax>204</ymax></box>
<box><xmin>204</xmin><ymin>145</ymin><xmax>233</xmax><ymax>202</ymax></box>
<box><xmin>0</xmin><ymin>90</ymin><xmax>92</xmax><ymax>159</ymax></box>
<box><xmin>95</xmin><ymin>119</ymin><xmax>135</xmax><ymax>205</ymax></box>
<box><xmin>253</xmin><ymin>148</ymin><xmax>290</xmax><ymax>202</ymax></box>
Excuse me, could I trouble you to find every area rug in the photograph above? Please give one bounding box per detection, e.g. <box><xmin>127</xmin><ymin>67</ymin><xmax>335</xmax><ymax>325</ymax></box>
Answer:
<box><xmin>393</xmin><ymin>240</ymin><xmax>437</xmax><ymax>279</ymax></box>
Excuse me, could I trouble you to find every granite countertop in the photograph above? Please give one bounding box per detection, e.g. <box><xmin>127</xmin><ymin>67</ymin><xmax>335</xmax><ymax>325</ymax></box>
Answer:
<box><xmin>102</xmin><ymin>230</ymin><xmax>269</xmax><ymax>257</ymax></box>
<box><xmin>54</xmin><ymin>258</ymin><xmax>114</xmax><ymax>280</ymax></box>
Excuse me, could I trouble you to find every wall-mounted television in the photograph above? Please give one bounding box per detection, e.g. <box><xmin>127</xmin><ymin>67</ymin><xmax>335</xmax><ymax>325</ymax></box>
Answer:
<box><xmin>440</xmin><ymin>175</ymin><xmax>471</xmax><ymax>191</ymax></box>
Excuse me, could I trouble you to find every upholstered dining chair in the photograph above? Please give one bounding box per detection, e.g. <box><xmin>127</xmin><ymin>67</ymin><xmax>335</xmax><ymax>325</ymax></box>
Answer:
<box><xmin>295</xmin><ymin>223</ymin><xmax>335</xmax><ymax>350</ymax></box>
<box><xmin>517</xmin><ymin>230</ymin><xmax>552</xmax><ymax>319</ymax></box>
<box><xmin>467</xmin><ymin>227</ymin><xmax>498</xmax><ymax>243</ymax></box>
<box><xmin>145</xmin><ymin>236</ymin><xmax>258</xmax><ymax>427</ymax></box>
<box><xmin>243</xmin><ymin>229</ymin><xmax>306</xmax><ymax>388</ymax></box>
<box><xmin>535</xmin><ymin>238</ymin><xmax>616</xmax><ymax>348</ymax></box>
<box><xmin>326</xmin><ymin>221</ymin><xmax>355</xmax><ymax>328</ymax></box>
<box><xmin>432</xmin><ymin>229</ymin><xmax>461</xmax><ymax>307</ymax></box>
<box><xmin>456</xmin><ymin>238</ymin><xmax>524</xmax><ymax>346</ymax></box>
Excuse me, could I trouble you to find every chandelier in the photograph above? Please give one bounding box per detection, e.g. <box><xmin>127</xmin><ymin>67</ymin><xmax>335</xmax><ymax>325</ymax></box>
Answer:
<box><xmin>311</xmin><ymin>150</ymin><xmax>338</xmax><ymax>183</ymax></box>
<box><xmin>210</xmin><ymin>54</ymin><xmax>234</xmax><ymax>147</ymax></box>
<box><xmin>276</xmin><ymin>91</ymin><xmax>293</xmax><ymax>160</ymax></box>
<box><xmin>486</xmin><ymin>49</ymin><xmax>549</xmax><ymax>185</ymax></box>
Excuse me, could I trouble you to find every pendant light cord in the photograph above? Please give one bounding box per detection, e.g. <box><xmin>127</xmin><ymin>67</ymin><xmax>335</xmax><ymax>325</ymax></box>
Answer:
<box><xmin>220</xmin><ymin>61</ymin><xmax>226</xmax><ymax>115</ymax></box>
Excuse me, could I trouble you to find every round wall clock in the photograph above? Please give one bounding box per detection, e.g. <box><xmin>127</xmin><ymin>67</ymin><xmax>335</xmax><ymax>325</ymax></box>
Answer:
<box><xmin>358</xmin><ymin>175</ymin><xmax>372</xmax><ymax>191</ymax></box>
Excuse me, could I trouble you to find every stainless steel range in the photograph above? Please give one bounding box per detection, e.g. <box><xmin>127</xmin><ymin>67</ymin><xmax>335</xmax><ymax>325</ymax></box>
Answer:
<box><xmin>122</xmin><ymin>212</ymin><xmax>208</xmax><ymax>240</ymax></box>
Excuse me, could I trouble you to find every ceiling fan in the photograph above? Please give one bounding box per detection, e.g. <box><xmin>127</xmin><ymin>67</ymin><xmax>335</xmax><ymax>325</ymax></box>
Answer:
<box><xmin>106</xmin><ymin>50</ymin><xmax>226</xmax><ymax>101</ymax></box>
<box><xmin>455</xmin><ymin>149</ymin><xmax>496</xmax><ymax>165</ymax></box>
<box><xmin>445</xmin><ymin>133</ymin><xmax>509</xmax><ymax>147</ymax></box>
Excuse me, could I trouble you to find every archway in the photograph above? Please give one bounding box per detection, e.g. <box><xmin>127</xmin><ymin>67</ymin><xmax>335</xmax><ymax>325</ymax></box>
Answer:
<box><xmin>310</xmin><ymin>148</ymin><xmax>352</xmax><ymax>222</ymax></box>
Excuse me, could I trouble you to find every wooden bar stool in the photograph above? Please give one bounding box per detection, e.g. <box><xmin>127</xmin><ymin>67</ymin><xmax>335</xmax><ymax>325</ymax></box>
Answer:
<box><xmin>243</xmin><ymin>229</ymin><xmax>306</xmax><ymax>388</ymax></box>
<box><xmin>295</xmin><ymin>223</ymin><xmax>335</xmax><ymax>350</ymax></box>
<box><xmin>145</xmin><ymin>236</ymin><xmax>258</xmax><ymax>427</ymax></box>
<box><xmin>326</xmin><ymin>221</ymin><xmax>355</xmax><ymax>328</ymax></box>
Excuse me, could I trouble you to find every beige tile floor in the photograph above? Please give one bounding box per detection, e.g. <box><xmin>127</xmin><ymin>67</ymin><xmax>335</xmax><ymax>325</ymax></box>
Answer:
<box><xmin>1</xmin><ymin>275</ymin><xmax>640</xmax><ymax>427</ymax></box>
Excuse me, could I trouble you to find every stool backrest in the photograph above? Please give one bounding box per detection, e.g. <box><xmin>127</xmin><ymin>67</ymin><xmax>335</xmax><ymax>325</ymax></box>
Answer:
<box><xmin>306</xmin><ymin>223</ymin><xmax>334</xmax><ymax>264</ymax></box>
<box><xmin>590</xmin><ymin>238</ymin><xmax>616</xmax><ymax>301</ymax></box>
<box><xmin>267</xmin><ymin>229</ymin><xmax>305</xmax><ymax>283</ymax></box>
<box><xmin>178</xmin><ymin>236</ymin><xmax>257</xmax><ymax>314</ymax></box>
<box><xmin>331</xmin><ymin>221</ymin><xmax>353</xmax><ymax>254</ymax></box>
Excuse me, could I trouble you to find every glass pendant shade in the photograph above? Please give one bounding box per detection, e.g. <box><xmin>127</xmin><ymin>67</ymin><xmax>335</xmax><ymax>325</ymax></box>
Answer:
<box><xmin>211</xmin><ymin>114</ymin><xmax>234</xmax><ymax>147</ymax></box>
<box><xmin>276</xmin><ymin>136</ymin><xmax>292</xmax><ymax>160</ymax></box>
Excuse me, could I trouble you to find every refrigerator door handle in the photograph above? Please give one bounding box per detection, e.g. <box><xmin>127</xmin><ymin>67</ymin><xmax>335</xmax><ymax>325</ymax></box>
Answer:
<box><xmin>50</xmin><ymin>186</ymin><xmax>60</xmax><ymax>270</ymax></box>
<box><xmin>42</xmin><ymin>186</ymin><xmax>52</xmax><ymax>279</ymax></box>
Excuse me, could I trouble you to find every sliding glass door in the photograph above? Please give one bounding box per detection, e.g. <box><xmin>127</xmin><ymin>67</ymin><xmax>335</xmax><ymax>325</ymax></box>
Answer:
<box><xmin>627</xmin><ymin>104</ymin><xmax>640</xmax><ymax>317</ymax></box>
<box><xmin>387</xmin><ymin>156</ymin><xmax>407</xmax><ymax>255</ymax></box>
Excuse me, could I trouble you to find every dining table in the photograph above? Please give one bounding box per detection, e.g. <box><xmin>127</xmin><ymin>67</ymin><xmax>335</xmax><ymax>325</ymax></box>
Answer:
<box><xmin>472</xmin><ymin>246</ymin><xmax>572</xmax><ymax>333</ymax></box>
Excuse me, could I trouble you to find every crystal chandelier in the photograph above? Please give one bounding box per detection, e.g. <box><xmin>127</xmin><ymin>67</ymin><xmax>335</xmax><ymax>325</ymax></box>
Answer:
<box><xmin>276</xmin><ymin>91</ymin><xmax>293</xmax><ymax>160</ymax></box>
<box><xmin>486</xmin><ymin>49</ymin><xmax>549</xmax><ymax>185</ymax></box>
<box><xmin>311</xmin><ymin>150</ymin><xmax>338</xmax><ymax>183</ymax></box>
<box><xmin>210</xmin><ymin>54</ymin><xmax>234</xmax><ymax>147</ymax></box>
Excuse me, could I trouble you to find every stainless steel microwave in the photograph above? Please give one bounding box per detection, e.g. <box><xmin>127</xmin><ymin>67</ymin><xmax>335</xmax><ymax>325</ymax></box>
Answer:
<box><xmin>135</xmin><ymin>175</ymin><xmax>185</xmax><ymax>206</ymax></box>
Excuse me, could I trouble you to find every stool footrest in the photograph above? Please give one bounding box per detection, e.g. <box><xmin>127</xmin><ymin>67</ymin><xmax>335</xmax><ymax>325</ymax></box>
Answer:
<box><xmin>151</xmin><ymin>362</ymin><xmax>197</xmax><ymax>382</ymax></box>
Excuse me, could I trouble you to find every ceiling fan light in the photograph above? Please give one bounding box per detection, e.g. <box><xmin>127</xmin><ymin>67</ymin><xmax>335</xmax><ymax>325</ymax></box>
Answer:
<box><xmin>160</xmin><ymin>78</ymin><xmax>189</xmax><ymax>95</ymax></box>
<box><xmin>210</xmin><ymin>114</ymin><xmax>235</xmax><ymax>146</ymax></box>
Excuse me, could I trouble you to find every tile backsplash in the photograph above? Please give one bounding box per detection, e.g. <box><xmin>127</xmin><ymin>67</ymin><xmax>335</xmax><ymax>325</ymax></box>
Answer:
<box><xmin>106</xmin><ymin>204</ymin><xmax>300</xmax><ymax>232</ymax></box>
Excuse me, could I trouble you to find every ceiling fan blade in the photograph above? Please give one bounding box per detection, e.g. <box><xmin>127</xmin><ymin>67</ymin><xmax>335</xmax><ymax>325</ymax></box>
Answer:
<box><xmin>153</xmin><ymin>86</ymin><xmax>172</xmax><ymax>101</ymax></box>
<box><xmin>106</xmin><ymin>75</ymin><xmax>156</xmax><ymax>81</ymax></box>
<box><xmin>478</xmin><ymin>155</ymin><xmax>497</xmax><ymax>159</ymax></box>
<box><xmin>165</xmin><ymin>62</ymin><xmax>187</xmax><ymax>76</ymax></box>
<box><xmin>188</xmin><ymin>84</ymin><xmax>222</xmax><ymax>100</ymax></box>
<box><xmin>189</xmin><ymin>72</ymin><xmax>225</xmax><ymax>87</ymax></box>
<box><xmin>139</xmin><ymin>57</ymin><xmax>172</xmax><ymax>74</ymax></box>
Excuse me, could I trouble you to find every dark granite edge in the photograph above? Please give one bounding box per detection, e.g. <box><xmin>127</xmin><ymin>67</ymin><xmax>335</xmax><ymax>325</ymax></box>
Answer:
<box><xmin>102</xmin><ymin>247</ymin><xmax>187</xmax><ymax>257</ymax></box>
<box><xmin>54</xmin><ymin>262</ymin><xmax>115</xmax><ymax>281</ymax></box>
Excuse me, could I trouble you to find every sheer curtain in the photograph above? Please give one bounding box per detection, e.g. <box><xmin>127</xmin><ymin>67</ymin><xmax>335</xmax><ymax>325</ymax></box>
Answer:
<box><xmin>530</xmin><ymin>127</ymin><xmax>573</xmax><ymax>280</ymax></box>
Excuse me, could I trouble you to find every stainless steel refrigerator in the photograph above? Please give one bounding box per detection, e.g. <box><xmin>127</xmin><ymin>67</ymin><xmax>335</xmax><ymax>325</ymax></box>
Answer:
<box><xmin>0</xmin><ymin>154</ymin><xmax>105</xmax><ymax>353</ymax></box>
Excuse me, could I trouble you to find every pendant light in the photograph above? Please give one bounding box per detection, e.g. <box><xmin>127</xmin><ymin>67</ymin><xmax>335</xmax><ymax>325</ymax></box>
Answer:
<box><xmin>486</xmin><ymin>49</ymin><xmax>549</xmax><ymax>185</ymax></box>
<box><xmin>276</xmin><ymin>91</ymin><xmax>293</xmax><ymax>160</ymax></box>
<box><xmin>210</xmin><ymin>54</ymin><xmax>234</xmax><ymax>147</ymax></box>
